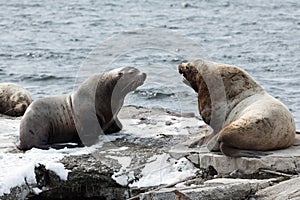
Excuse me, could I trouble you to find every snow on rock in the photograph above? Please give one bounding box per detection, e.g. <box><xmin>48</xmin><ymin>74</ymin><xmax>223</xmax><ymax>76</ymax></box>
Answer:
<box><xmin>0</xmin><ymin>121</ymin><xmax>122</xmax><ymax>197</ymax></box>
<box><xmin>2</xmin><ymin>106</ymin><xmax>300</xmax><ymax>199</ymax></box>
<box><xmin>0</xmin><ymin>106</ymin><xmax>205</xmax><ymax>198</ymax></box>
<box><xmin>0</xmin><ymin>148</ymin><xmax>68</xmax><ymax>196</ymax></box>
<box><xmin>32</xmin><ymin>187</ymin><xmax>42</xmax><ymax>195</ymax></box>
<box><xmin>109</xmin><ymin>155</ymin><xmax>133</xmax><ymax>186</ymax></box>
<box><xmin>0</xmin><ymin>140</ymin><xmax>124</xmax><ymax>196</ymax></box>
<box><xmin>45</xmin><ymin>162</ymin><xmax>69</xmax><ymax>181</ymax></box>
<box><xmin>120</xmin><ymin>114</ymin><xmax>205</xmax><ymax>138</ymax></box>
<box><xmin>130</xmin><ymin>153</ymin><xmax>198</xmax><ymax>188</ymax></box>
<box><xmin>0</xmin><ymin>153</ymin><xmax>36</xmax><ymax>196</ymax></box>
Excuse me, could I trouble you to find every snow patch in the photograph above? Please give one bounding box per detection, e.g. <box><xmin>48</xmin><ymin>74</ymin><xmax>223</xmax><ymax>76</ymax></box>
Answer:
<box><xmin>109</xmin><ymin>155</ymin><xmax>133</xmax><ymax>186</ymax></box>
<box><xmin>130</xmin><ymin>153</ymin><xmax>197</xmax><ymax>188</ymax></box>
<box><xmin>0</xmin><ymin>152</ymin><xmax>37</xmax><ymax>196</ymax></box>
<box><xmin>110</xmin><ymin>153</ymin><xmax>198</xmax><ymax>188</ymax></box>
<box><xmin>121</xmin><ymin>114</ymin><xmax>205</xmax><ymax>138</ymax></box>
<box><xmin>0</xmin><ymin>133</ymin><xmax>121</xmax><ymax>196</ymax></box>
<box><xmin>45</xmin><ymin>162</ymin><xmax>69</xmax><ymax>181</ymax></box>
<box><xmin>108</xmin><ymin>146</ymin><xmax>129</xmax><ymax>152</ymax></box>
<box><xmin>32</xmin><ymin>187</ymin><xmax>42</xmax><ymax>195</ymax></box>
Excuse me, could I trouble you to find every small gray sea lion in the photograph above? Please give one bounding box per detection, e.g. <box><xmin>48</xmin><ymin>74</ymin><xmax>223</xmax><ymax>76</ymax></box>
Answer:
<box><xmin>17</xmin><ymin>67</ymin><xmax>146</xmax><ymax>150</ymax></box>
<box><xmin>178</xmin><ymin>59</ymin><xmax>296</xmax><ymax>157</ymax></box>
<box><xmin>0</xmin><ymin>83</ymin><xmax>32</xmax><ymax>117</ymax></box>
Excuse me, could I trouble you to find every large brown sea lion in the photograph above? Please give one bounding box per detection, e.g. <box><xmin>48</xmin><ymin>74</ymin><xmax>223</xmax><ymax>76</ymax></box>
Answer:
<box><xmin>178</xmin><ymin>59</ymin><xmax>295</xmax><ymax>157</ymax></box>
<box><xmin>17</xmin><ymin>67</ymin><xmax>146</xmax><ymax>150</ymax></box>
<box><xmin>0</xmin><ymin>83</ymin><xmax>32</xmax><ymax>117</ymax></box>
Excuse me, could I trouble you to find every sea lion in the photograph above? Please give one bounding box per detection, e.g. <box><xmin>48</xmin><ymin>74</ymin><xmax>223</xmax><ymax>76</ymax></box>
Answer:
<box><xmin>17</xmin><ymin>67</ymin><xmax>146</xmax><ymax>150</ymax></box>
<box><xmin>178</xmin><ymin>59</ymin><xmax>296</xmax><ymax>157</ymax></box>
<box><xmin>0</xmin><ymin>83</ymin><xmax>32</xmax><ymax>117</ymax></box>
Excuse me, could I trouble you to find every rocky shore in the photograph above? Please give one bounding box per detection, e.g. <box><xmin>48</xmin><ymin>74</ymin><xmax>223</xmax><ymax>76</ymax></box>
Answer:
<box><xmin>1</xmin><ymin>106</ymin><xmax>300</xmax><ymax>200</ymax></box>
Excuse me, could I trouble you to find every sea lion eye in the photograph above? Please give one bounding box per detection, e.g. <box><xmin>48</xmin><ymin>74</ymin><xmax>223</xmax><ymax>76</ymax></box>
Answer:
<box><xmin>19</xmin><ymin>96</ymin><xmax>24</xmax><ymax>101</ymax></box>
<box><xmin>128</xmin><ymin>69</ymin><xmax>135</xmax><ymax>74</ymax></box>
<box><xmin>10</xmin><ymin>95</ymin><xmax>17</xmax><ymax>101</ymax></box>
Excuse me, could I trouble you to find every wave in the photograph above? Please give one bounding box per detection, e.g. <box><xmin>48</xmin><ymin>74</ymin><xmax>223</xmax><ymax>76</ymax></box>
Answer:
<box><xmin>133</xmin><ymin>89</ymin><xmax>175</xmax><ymax>99</ymax></box>
<box><xmin>19</xmin><ymin>74</ymin><xmax>69</xmax><ymax>82</ymax></box>
<box><xmin>13</xmin><ymin>51</ymin><xmax>70</xmax><ymax>59</ymax></box>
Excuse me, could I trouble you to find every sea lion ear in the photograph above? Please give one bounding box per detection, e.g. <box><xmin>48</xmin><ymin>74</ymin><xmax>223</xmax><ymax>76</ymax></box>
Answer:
<box><xmin>115</xmin><ymin>71</ymin><xmax>124</xmax><ymax>79</ymax></box>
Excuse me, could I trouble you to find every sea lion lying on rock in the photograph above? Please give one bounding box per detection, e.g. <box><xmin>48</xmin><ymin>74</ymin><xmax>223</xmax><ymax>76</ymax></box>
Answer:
<box><xmin>0</xmin><ymin>83</ymin><xmax>32</xmax><ymax>117</ymax></box>
<box><xmin>178</xmin><ymin>59</ymin><xmax>296</xmax><ymax>157</ymax></box>
<box><xmin>17</xmin><ymin>67</ymin><xmax>146</xmax><ymax>150</ymax></box>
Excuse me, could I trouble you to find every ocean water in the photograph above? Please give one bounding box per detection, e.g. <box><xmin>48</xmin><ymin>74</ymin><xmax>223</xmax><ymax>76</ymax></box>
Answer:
<box><xmin>0</xmin><ymin>0</ymin><xmax>299</xmax><ymax>129</ymax></box>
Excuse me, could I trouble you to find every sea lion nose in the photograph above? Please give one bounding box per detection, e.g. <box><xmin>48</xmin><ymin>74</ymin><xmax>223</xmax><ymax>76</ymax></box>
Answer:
<box><xmin>141</xmin><ymin>72</ymin><xmax>147</xmax><ymax>80</ymax></box>
<box><xmin>178</xmin><ymin>64</ymin><xmax>183</xmax><ymax>74</ymax></box>
<box><xmin>22</xmin><ymin>104</ymin><xmax>27</xmax><ymax>110</ymax></box>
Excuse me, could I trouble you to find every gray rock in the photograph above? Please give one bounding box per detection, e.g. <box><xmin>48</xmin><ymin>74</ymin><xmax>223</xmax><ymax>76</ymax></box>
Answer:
<box><xmin>170</xmin><ymin>135</ymin><xmax>300</xmax><ymax>175</ymax></box>
<box><xmin>0</xmin><ymin>106</ymin><xmax>202</xmax><ymax>199</ymax></box>
<box><xmin>1</xmin><ymin>106</ymin><xmax>300</xmax><ymax>199</ymax></box>
<box><xmin>255</xmin><ymin>176</ymin><xmax>300</xmax><ymax>199</ymax></box>
<box><xmin>139</xmin><ymin>178</ymin><xmax>277</xmax><ymax>200</ymax></box>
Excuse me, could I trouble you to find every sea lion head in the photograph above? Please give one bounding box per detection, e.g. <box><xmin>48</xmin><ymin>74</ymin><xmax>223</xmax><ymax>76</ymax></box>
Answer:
<box><xmin>178</xmin><ymin>62</ymin><xmax>202</xmax><ymax>92</ymax></box>
<box><xmin>92</xmin><ymin>67</ymin><xmax>146</xmax><ymax>137</ymax></box>
<box><xmin>110</xmin><ymin>67</ymin><xmax>147</xmax><ymax>95</ymax></box>
<box><xmin>93</xmin><ymin>67</ymin><xmax>146</xmax><ymax>119</ymax></box>
<box><xmin>8</xmin><ymin>91</ymin><xmax>32</xmax><ymax>116</ymax></box>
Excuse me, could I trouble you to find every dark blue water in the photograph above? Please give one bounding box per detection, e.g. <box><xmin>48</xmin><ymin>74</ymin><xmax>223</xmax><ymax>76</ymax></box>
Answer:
<box><xmin>0</xmin><ymin>0</ymin><xmax>299</xmax><ymax>129</ymax></box>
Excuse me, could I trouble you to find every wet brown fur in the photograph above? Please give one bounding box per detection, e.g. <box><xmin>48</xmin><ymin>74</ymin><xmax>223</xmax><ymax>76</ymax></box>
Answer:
<box><xmin>179</xmin><ymin>62</ymin><xmax>211</xmax><ymax>125</ymax></box>
<box><xmin>179</xmin><ymin>60</ymin><xmax>295</xmax><ymax>157</ymax></box>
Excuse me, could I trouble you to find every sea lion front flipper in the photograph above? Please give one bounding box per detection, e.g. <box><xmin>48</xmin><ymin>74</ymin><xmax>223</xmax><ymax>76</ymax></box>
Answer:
<box><xmin>104</xmin><ymin>118</ymin><xmax>122</xmax><ymax>134</ymax></box>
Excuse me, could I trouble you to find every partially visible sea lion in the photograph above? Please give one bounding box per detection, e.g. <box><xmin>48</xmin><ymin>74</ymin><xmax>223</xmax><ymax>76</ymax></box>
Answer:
<box><xmin>178</xmin><ymin>59</ymin><xmax>296</xmax><ymax>157</ymax></box>
<box><xmin>17</xmin><ymin>67</ymin><xmax>146</xmax><ymax>150</ymax></box>
<box><xmin>0</xmin><ymin>83</ymin><xmax>32</xmax><ymax>117</ymax></box>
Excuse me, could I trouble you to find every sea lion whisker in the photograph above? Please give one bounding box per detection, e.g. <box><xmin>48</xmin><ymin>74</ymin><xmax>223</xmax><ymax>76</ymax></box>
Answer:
<box><xmin>120</xmin><ymin>80</ymin><xmax>136</xmax><ymax>93</ymax></box>
<box><xmin>4</xmin><ymin>107</ymin><xmax>15</xmax><ymax>114</ymax></box>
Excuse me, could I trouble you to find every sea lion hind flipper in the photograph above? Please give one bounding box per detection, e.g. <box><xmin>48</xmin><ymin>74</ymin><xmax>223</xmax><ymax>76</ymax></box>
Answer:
<box><xmin>189</xmin><ymin>135</ymin><xmax>210</xmax><ymax>148</ymax></box>
<box><xmin>49</xmin><ymin>143</ymin><xmax>84</xmax><ymax>150</ymax></box>
<box><xmin>189</xmin><ymin>133</ymin><xmax>220</xmax><ymax>152</ymax></box>
<box><xmin>220</xmin><ymin>142</ymin><xmax>271</xmax><ymax>158</ymax></box>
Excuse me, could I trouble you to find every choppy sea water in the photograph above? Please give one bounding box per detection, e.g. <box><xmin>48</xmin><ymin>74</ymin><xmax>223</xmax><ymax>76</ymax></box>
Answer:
<box><xmin>0</xmin><ymin>0</ymin><xmax>299</xmax><ymax>129</ymax></box>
